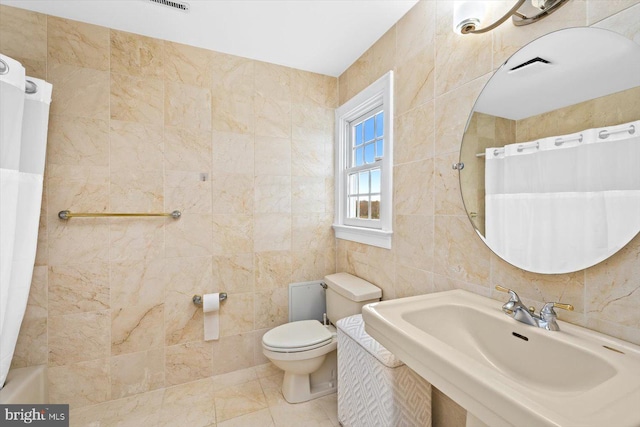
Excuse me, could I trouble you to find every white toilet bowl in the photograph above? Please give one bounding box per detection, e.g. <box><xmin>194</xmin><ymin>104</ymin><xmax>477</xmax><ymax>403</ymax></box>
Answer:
<box><xmin>262</xmin><ymin>273</ymin><xmax>382</xmax><ymax>404</ymax></box>
<box><xmin>262</xmin><ymin>320</ymin><xmax>337</xmax><ymax>403</ymax></box>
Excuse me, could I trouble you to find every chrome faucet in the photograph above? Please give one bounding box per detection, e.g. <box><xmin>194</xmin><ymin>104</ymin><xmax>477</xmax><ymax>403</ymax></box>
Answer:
<box><xmin>495</xmin><ymin>285</ymin><xmax>574</xmax><ymax>331</ymax></box>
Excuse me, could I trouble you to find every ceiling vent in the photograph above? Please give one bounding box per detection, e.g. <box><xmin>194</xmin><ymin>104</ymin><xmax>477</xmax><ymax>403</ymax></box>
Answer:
<box><xmin>148</xmin><ymin>0</ymin><xmax>190</xmax><ymax>13</ymax></box>
<box><xmin>509</xmin><ymin>57</ymin><xmax>551</xmax><ymax>72</ymax></box>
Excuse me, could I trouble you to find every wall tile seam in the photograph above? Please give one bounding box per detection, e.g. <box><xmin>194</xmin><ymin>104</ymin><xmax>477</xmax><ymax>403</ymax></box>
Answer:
<box><xmin>48</xmin><ymin>306</ymin><xmax>111</xmax><ymax>318</ymax></box>
<box><xmin>108</xmin><ymin>69</ymin><xmax>163</xmax><ymax>84</ymax></box>
<box><xmin>49</xmin><ymin>341</ymin><xmax>164</xmax><ymax>368</ymax></box>
<box><xmin>394</xmin><ymin>260</ymin><xmax>434</xmax><ymax>273</ymax></box>
<box><xmin>164</xmin><ymin>334</ymin><xmax>241</xmax><ymax>348</ymax></box>
<box><xmin>431</xmin><ymin>270</ymin><xmax>481</xmax><ymax>283</ymax></box>
<box><xmin>395</xmin><ymin>213</ymin><xmax>437</xmax><ymax>218</ymax></box>
<box><xmin>393</xmin><ymin>96</ymin><xmax>435</xmax><ymax>120</ymax></box>
<box><xmin>393</xmin><ymin>153</ymin><xmax>437</xmax><ymax>167</ymax></box>
<box><xmin>433</xmin><ymin>71</ymin><xmax>492</xmax><ymax>105</ymax></box>
<box><xmin>47</xmin><ymin>352</ymin><xmax>110</xmax><ymax>369</ymax></box>
<box><xmin>587</xmin><ymin>1</ymin><xmax>640</xmax><ymax>27</ymax></box>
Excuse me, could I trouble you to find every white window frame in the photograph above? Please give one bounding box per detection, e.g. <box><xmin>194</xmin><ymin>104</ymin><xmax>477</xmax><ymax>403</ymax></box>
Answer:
<box><xmin>333</xmin><ymin>71</ymin><xmax>393</xmax><ymax>249</ymax></box>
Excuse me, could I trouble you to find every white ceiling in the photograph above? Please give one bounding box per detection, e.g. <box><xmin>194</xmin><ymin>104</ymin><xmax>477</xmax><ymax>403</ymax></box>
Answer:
<box><xmin>0</xmin><ymin>0</ymin><xmax>418</xmax><ymax>77</ymax></box>
<box><xmin>474</xmin><ymin>27</ymin><xmax>640</xmax><ymax>120</ymax></box>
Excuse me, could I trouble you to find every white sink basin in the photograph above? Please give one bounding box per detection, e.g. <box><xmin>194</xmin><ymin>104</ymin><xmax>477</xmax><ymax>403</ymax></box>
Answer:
<box><xmin>362</xmin><ymin>289</ymin><xmax>640</xmax><ymax>427</ymax></box>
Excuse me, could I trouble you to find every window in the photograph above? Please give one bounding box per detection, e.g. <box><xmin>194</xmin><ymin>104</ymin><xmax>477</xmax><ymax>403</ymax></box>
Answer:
<box><xmin>333</xmin><ymin>71</ymin><xmax>393</xmax><ymax>249</ymax></box>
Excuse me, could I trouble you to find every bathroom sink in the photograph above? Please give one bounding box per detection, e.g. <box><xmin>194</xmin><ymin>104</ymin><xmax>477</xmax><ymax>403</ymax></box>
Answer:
<box><xmin>362</xmin><ymin>289</ymin><xmax>640</xmax><ymax>427</ymax></box>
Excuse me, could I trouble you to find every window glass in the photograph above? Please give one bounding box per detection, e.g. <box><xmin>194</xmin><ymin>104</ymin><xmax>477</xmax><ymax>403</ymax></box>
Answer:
<box><xmin>348</xmin><ymin>196</ymin><xmax>357</xmax><ymax>218</ymax></box>
<box><xmin>359</xmin><ymin>171</ymin><xmax>369</xmax><ymax>194</ymax></box>
<box><xmin>371</xmin><ymin>169</ymin><xmax>381</xmax><ymax>193</ymax></box>
<box><xmin>364</xmin><ymin>117</ymin><xmax>375</xmax><ymax>142</ymax></box>
<box><xmin>355</xmin><ymin>147</ymin><xmax>363</xmax><ymax>166</ymax></box>
<box><xmin>370</xmin><ymin>194</ymin><xmax>381</xmax><ymax>219</ymax></box>
<box><xmin>346</xmin><ymin>110</ymin><xmax>384</xmax><ymax>220</ymax></box>
<box><xmin>376</xmin><ymin>112</ymin><xmax>384</xmax><ymax>137</ymax></box>
<box><xmin>349</xmin><ymin>173</ymin><xmax>357</xmax><ymax>194</ymax></box>
<box><xmin>355</xmin><ymin>123</ymin><xmax>363</xmax><ymax>146</ymax></box>
<box><xmin>364</xmin><ymin>144</ymin><xmax>375</xmax><ymax>164</ymax></box>
<box><xmin>376</xmin><ymin>140</ymin><xmax>384</xmax><ymax>159</ymax></box>
<box><xmin>358</xmin><ymin>196</ymin><xmax>369</xmax><ymax>219</ymax></box>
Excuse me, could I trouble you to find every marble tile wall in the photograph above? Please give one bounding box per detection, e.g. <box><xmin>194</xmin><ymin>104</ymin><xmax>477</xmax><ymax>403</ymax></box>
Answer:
<box><xmin>339</xmin><ymin>0</ymin><xmax>640</xmax><ymax>342</ymax></box>
<box><xmin>516</xmin><ymin>85</ymin><xmax>640</xmax><ymax>142</ymax></box>
<box><xmin>1</xmin><ymin>4</ymin><xmax>337</xmax><ymax>409</ymax></box>
<box><xmin>337</xmin><ymin>1</ymin><xmax>640</xmax><ymax>424</ymax></box>
<box><xmin>3</xmin><ymin>0</ymin><xmax>640</xmax><ymax>421</ymax></box>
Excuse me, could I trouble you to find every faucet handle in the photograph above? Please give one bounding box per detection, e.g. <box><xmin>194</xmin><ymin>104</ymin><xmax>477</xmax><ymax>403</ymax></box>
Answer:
<box><xmin>541</xmin><ymin>301</ymin><xmax>574</xmax><ymax>315</ymax></box>
<box><xmin>495</xmin><ymin>284</ymin><xmax>510</xmax><ymax>293</ymax></box>
<box><xmin>495</xmin><ymin>286</ymin><xmax>524</xmax><ymax>316</ymax></box>
<box><xmin>540</xmin><ymin>302</ymin><xmax>574</xmax><ymax>331</ymax></box>
<box><xmin>495</xmin><ymin>285</ymin><xmax>521</xmax><ymax>302</ymax></box>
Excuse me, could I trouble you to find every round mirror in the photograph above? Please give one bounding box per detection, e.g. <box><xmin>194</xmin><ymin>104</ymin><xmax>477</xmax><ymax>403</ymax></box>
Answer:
<box><xmin>459</xmin><ymin>27</ymin><xmax>640</xmax><ymax>274</ymax></box>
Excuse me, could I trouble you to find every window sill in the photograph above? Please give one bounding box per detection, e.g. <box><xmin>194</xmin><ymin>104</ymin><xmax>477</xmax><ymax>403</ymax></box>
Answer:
<box><xmin>332</xmin><ymin>224</ymin><xmax>392</xmax><ymax>249</ymax></box>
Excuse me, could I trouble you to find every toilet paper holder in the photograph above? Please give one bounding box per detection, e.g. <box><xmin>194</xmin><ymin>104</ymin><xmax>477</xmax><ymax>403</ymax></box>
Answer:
<box><xmin>192</xmin><ymin>293</ymin><xmax>227</xmax><ymax>306</ymax></box>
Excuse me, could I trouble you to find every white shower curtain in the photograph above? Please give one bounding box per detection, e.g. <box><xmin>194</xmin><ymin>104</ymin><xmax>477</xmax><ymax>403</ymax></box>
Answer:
<box><xmin>485</xmin><ymin>120</ymin><xmax>640</xmax><ymax>273</ymax></box>
<box><xmin>0</xmin><ymin>53</ymin><xmax>52</xmax><ymax>388</ymax></box>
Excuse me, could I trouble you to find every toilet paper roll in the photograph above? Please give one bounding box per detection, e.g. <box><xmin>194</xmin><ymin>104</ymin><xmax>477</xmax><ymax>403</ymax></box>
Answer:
<box><xmin>203</xmin><ymin>293</ymin><xmax>220</xmax><ymax>341</ymax></box>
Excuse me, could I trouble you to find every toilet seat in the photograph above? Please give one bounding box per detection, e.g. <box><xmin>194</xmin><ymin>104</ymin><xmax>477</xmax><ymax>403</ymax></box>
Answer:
<box><xmin>263</xmin><ymin>320</ymin><xmax>333</xmax><ymax>353</ymax></box>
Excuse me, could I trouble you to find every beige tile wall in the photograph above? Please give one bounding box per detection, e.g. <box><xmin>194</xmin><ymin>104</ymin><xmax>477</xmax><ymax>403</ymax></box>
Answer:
<box><xmin>3</xmin><ymin>0</ymin><xmax>640</xmax><ymax>420</ymax></box>
<box><xmin>339</xmin><ymin>0</ymin><xmax>640</xmax><ymax>341</ymax></box>
<box><xmin>1</xmin><ymin>5</ymin><xmax>337</xmax><ymax>409</ymax></box>
<box><xmin>516</xmin><ymin>85</ymin><xmax>640</xmax><ymax>142</ymax></box>
<box><xmin>337</xmin><ymin>1</ymin><xmax>640</xmax><ymax>424</ymax></box>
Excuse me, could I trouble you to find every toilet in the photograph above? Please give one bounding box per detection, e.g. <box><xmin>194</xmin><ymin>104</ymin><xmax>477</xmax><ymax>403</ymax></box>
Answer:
<box><xmin>262</xmin><ymin>272</ymin><xmax>381</xmax><ymax>404</ymax></box>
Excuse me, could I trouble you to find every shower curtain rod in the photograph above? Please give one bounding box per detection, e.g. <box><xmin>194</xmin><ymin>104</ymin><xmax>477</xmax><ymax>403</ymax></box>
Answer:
<box><xmin>58</xmin><ymin>210</ymin><xmax>182</xmax><ymax>220</ymax></box>
<box><xmin>554</xmin><ymin>134</ymin><xmax>583</xmax><ymax>146</ymax></box>
<box><xmin>517</xmin><ymin>140</ymin><xmax>539</xmax><ymax>152</ymax></box>
<box><xmin>476</xmin><ymin>123</ymin><xmax>637</xmax><ymax>157</ymax></box>
<box><xmin>599</xmin><ymin>124</ymin><xmax>635</xmax><ymax>139</ymax></box>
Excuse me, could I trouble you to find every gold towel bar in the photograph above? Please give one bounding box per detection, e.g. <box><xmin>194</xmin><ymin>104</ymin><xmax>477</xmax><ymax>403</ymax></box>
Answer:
<box><xmin>58</xmin><ymin>210</ymin><xmax>181</xmax><ymax>220</ymax></box>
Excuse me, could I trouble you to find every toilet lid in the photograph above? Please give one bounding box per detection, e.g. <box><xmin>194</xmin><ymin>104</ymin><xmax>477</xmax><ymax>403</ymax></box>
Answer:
<box><xmin>262</xmin><ymin>320</ymin><xmax>332</xmax><ymax>350</ymax></box>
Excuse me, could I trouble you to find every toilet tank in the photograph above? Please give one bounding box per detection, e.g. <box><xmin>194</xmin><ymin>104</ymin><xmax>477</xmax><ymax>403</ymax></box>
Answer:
<box><xmin>324</xmin><ymin>273</ymin><xmax>381</xmax><ymax>323</ymax></box>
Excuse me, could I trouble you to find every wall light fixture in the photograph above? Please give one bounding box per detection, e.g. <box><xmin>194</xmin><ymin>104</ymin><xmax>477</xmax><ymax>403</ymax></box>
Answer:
<box><xmin>453</xmin><ymin>0</ymin><xmax>571</xmax><ymax>34</ymax></box>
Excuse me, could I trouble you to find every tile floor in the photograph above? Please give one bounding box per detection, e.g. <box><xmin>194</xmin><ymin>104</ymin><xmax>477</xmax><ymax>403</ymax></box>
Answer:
<box><xmin>69</xmin><ymin>363</ymin><xmax>339</xmax><ymax>427</ymax></box>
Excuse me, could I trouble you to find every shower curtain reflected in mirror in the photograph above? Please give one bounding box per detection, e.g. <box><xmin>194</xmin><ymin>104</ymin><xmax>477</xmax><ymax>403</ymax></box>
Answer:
<box><xmin>485</xmin><ymin>120</ymin><xmax>640</xmax><ymax>274</ymax></box>
<box><xmin>0</xmin><ymin>54</ymin><xmax>52</xmax><ymax>388</ymax></box>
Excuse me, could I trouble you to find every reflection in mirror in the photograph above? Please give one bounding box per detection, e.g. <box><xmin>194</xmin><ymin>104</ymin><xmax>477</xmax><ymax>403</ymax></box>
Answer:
<box><xmin>459</xmin><ymin>27</ymin><xmax>640</xmax><ymax>274</ymax></box>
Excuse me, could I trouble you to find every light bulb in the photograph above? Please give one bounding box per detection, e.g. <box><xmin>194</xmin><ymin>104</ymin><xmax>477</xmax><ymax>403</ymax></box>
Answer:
<box><xmin>453</xmin><ymin>1</ymin><xmax>486</xmax><ymax>34</ymax></box>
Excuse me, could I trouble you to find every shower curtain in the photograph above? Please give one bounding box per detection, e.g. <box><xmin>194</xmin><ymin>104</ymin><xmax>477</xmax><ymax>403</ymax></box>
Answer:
<box><xmin>485</xmin><ymin>120</ymin><xmax>640</xmax><ymax>273</ymax></box>
<box><xmin>0</xmin><ymin>53</ymin><xmax>52</xmax><ymax>388</ymax></box>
